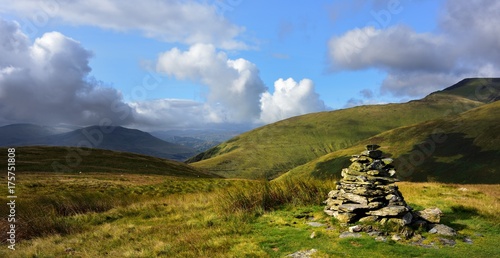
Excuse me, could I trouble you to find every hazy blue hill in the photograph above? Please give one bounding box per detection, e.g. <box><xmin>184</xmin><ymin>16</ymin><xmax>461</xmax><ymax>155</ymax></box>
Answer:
<box><xmin>0</xmin><ymin>123</ymin><xmax>59</xmax><ymax>146</ymax></box>
<box><xmin>280</xmin><ymin>100</ymin><xmax>500</xmax><ymax>184</ymax></box>
<box><xmin>151</xmin><ymin>129</ymin><xmax>244</xmax><ymax>152</ymax></box>
<box><xmin>1</xmin><ymin>124</ymin><xmax>197</xmax><ymax>161</ymax></box>
<box><xmin>41</xmin><ymin>126</ymin><xmax>198</xmax><ymax>161</ymax></box>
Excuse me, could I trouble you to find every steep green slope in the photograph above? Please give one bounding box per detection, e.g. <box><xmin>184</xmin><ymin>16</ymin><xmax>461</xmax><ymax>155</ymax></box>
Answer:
<box><xmin>188</xmin><ymin>93</ymin><xmax>484</xmax><ymax>179</ymax></box>
<box><xmin>1</xmin><ymin>146</ymin><xmax>219</xmax><ymax>178</ymax></box>
<box><xmin>431</xmin><ymin>78</ymin><xmax>500</xmax><ymax>103</ymax></box>
<box><xmin>280</xmin><ymin>100</ymin><xmax>500</xmax><ymax>184</ymax></box>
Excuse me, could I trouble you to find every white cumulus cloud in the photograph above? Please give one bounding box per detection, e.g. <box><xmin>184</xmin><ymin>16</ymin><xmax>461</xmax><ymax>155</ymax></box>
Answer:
<box><xmin>155</xmin><ymin>44</ymin><xmax>326</xmax><ymax>125</ymax></box>
<box><xmin>260</xmin><ymin>78</ymin><xmax>325</xmax><ymax>124</ymax></box>
<box><xmin>156</xmin><ymin>43</ymin><xmax>266</xmax><ymax>123</ymax></box>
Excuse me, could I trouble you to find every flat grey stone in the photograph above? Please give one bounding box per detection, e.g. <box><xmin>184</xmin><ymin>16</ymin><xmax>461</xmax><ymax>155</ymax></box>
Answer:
<box><xmin>339</xmin><ymin>232</ymin><xmax>362</xmax><ymax>238</ymax></box>
<box><xmin>339</xmin><ymin>203</ymin><xmax>370</xmax><ymax>212</ymax></box>
<box><xmin>367</xmin><ymin>206</ymin><xmax>409</xmax><ymax>216</ymax></box>
<box><xmin>416</xmin><ymin>207</ymin><xmax>443</xmax><ymax>223</ymax></box>
<box><xmin>428</xmin><ymin>224</ymin><xmax>457</xmax><ymax>236</ymax></box>
<box><xmin>439</xmin><ymin>238</ymin><xmax>456</xmax><ymax>246</ymax></box>
<box><xmin>348</xmin><ymin>225</ymin><xmax>362</xmax><ymax>232</ymax></box>
<box><xmin>463</xmin><ymin>237</ymin><xmax>473</xmax><ymax>244</ymax></box>
<box><xmin>287</xmin><ymin>249</ymin><xmax>318</xmax><ymax>258</ymax></box>
<box><xmin>307</xmin><ymin>222</ymin><xmax>326</xmax><ymax>227</ymax></box>
<box><xmin>343</xmin><ymin>193</ymin><xmax>368</xmax><ymax>204</ymax></box>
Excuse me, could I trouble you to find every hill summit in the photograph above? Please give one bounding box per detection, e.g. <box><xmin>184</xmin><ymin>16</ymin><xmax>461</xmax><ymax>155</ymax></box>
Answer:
<box><xmin>431</xmin><ymin>78</ymin><xmax>500</xmax><ymax>103</ymax></box>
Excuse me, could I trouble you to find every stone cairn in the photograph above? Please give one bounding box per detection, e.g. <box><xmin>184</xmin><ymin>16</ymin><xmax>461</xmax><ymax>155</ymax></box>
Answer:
<box><xmin>324</xmin><ymin>144</ymin><xmax>413</xmax><ymax>225</ymax></box>
<box><xmin>323</xmin><ymin>145</ymin><xmax>459</xmax><ymax>243</ymax></box>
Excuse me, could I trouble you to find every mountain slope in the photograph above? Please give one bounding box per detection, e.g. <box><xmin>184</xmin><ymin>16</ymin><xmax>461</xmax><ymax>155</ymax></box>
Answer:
<box><xmin>1</xmin><ymin>146</ymin><xmax>218</xmax><ymax>178</ymax></box>
<box><xmin>1</xmin><ymin>125</ymin><xmax>197</xmax><ymax>161</ymax></box>
<box><xmin>188</xmin><ymin>96</ymin><xmax>484</xmax><ymax>179</ymax></box>
<box><xmin>279</xmin><ymin>100</ymin><xmax>500</xmax><ymax>184</ymax></box>
<box><xmin>187</xmin><ymin>78</ymin><xmax>499</xmax><ymax>179</ymax></box>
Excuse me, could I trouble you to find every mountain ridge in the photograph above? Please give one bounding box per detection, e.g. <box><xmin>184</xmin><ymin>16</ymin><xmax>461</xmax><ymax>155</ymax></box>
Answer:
<box><xmin>0</xmin><ymin>125</ymin><xmax>197</xmax><ymax>161</ymax></box>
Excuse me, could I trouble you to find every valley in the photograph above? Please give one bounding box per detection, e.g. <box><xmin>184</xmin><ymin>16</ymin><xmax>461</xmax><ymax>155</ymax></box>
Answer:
<box><xmin>0</xmin><ymin>78</ymin><xmax>499</xmax><ymax>257</ymax></box>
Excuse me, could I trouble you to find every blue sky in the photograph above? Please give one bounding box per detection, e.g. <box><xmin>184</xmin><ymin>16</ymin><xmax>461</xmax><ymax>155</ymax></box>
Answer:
<box><xmin>0</xmin><ymin>0</ymin><xmax>498</xmax><ymax>130</ymax></box>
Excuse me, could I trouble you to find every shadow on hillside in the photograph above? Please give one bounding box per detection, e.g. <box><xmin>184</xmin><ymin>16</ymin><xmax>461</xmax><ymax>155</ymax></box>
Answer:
<box><xmin>310</xmin><ymin>156</ymin><xmax>351</xmax><ymax>180</ymax></box>
<box><xmin>396</xmin><ymin>133</ymin><xmax>499</xmax><ymax>184</ymax></box>
<box><xmin>441</xmin><ymin>205</ymin><xmax>481</xmax><ymax>231</ymax></box>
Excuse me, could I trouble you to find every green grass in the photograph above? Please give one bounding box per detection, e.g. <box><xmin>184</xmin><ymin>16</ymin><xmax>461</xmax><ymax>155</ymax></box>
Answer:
<box><xmin>188</xmin><ymin>93</ymin><xmax>486</xmax><ymax>180</ymax></box>
<box><xmin>280</xmin><ymin>100</ymin><xmax>500</xmax><ymax>183</ymax></box>
<box><xmin>1</xmin><ymin>175</ymin><xmax>498</xmax><ymax>257</ymax></box>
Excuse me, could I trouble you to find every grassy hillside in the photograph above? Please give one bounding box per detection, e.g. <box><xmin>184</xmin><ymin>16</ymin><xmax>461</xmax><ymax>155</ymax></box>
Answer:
<box><xmin>188</xmin><ymin>94</ymin><xmax>484</xmax><ymax>179</ymax></box>
<box><xmin>0</xmin><ymin>146</ymin><xmax>218</xmax><ymax>178</ymax></box>
<box><xmin>280</xmin><ymin>100</ymin><xmax>500</xmax><ymax>184</ymax></box>
<box><xmin>431</xmin><ymin>78</ymin><xmax>500</xmax><ymax>103</ymax></box>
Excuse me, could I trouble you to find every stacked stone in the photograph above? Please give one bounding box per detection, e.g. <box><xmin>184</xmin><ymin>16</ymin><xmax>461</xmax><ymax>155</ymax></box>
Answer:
<box><xmin>324</xmin><ymin>145</ymin><xmax>413</xmax><ymax>225</ymax></box>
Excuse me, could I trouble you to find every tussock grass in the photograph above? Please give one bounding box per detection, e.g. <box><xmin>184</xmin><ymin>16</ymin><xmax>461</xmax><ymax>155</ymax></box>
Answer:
<box><xmin>216</xmin><ymin>179</ymin><xmax>336</xmax><ymax>216</ymax></box>
<box><xmin>0</xmin><ymin>192</ymin><xmax>139</xmax><ymax>241</ymax></box>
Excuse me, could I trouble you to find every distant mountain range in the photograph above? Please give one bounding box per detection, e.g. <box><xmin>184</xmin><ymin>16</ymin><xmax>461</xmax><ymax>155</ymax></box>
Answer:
<box><xmin>187</xmin><ymin>78</ymin><xmax>500</xmax><ymax>182</ymax></box>
<box><xmin>0</xmin><ymin>124</ymin><xmax>197</xmax><ymax>161</ymax></box>
<box><xmin>151</xmin><ymin>129</ymin><xmax>244</xmax><ymax>152</ymax></box>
